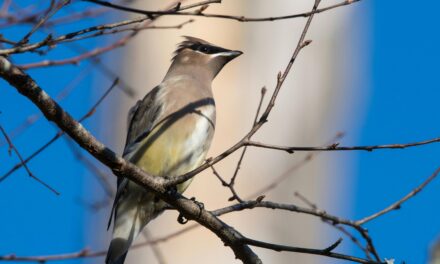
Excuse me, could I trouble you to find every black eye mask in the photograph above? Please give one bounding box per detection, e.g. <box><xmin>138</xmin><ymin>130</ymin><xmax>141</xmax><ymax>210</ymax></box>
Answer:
<box><xmin>190</xmin><ymin>43</ymin><xmax>229</xmax><ymax>54</ymax></box>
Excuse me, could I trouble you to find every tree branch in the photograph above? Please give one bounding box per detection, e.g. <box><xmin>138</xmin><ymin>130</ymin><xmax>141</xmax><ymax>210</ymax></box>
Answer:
<box><xmin>245</xmin><ymin>137</ymin><xmax>440</xmax><ymax>153</ymax></box>
<box><xmin>356</xmin><ymin>166</ymin><xmax>440</xmax><ymax>225</ymax></box>
<box><xmin>83</xmin><ymin>0</ymin><xmax>360</xmax><ymax>23</ymax></box>
<box><xmin>0</xmin><ymin>124</ymin><xmax>59</xmax><ymax>195</ymax></box>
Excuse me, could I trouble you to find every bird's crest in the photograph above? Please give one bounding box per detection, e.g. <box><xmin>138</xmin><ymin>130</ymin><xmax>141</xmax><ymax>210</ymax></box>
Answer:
<box><xmin>172</xmin><ymin>36</ymin><xmax>220</xmax><ymax>61</ymax></box>
<box><xmin>175</xmin><ymin>36</ymin><xmax>213</xmax><ymax>54</ymax></box>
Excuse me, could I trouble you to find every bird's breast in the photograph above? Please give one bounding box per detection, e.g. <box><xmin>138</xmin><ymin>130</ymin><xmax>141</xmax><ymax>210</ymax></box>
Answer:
<box><xmin>131</xmin><ymin>104</ymin><xmax>215</xmax><ymax>181</ymax></box>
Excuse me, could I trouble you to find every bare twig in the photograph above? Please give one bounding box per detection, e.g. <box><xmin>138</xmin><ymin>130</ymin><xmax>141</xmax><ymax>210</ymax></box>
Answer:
<box><xmin>211</xmin><ymin>87</ymin><xmax>267</xmax><ymax>202</ymax></box>
<box><xmin>179</xmin><ymin>0</ymin><xmax>221</xmax><ymax>11</ymax></box>
<box><xmin>16</xmin><ymin>1</ymin><xmax>189</xmax><ymax>69</ymax></box>
<box><xmin>65</xmin><ymin>138</ymin><xmax>115</xmax><ymax>198</ymax></box>
<box><xmin>213</xmin><ymin>198</ymin><xmax>382</xmax><ymax>262</ymax></box>
<box><xmin>0</xmin><ymin>4</ymin><xmax>44</xmax><ymax>29</ymax></box>
<box><xmin>0</xmin><ymin>131</ymin><xmax>62</xmax><ymax>182</ymax></box>
<box><xmin>245</xmin><ymin>137</ymin><xmax>440</xmax><ymax>153</ymax></box>
<box><xmin>64</xmin><ymin>42</ymin><xmax>136</xmax><ymax>97</ymax></box>
<box><xmin>16</xmin><ymin>0</ymin><xmax>70</xmax><ymax>45</ymax></box>
<box><xmin>356</xmin><ymin>166</ymin><xmax>440</xmax><ymax>225</ymax></box>
<box><xmin>0</xmin><ymin>78</ymin><xmax>119</xmax><ymax>182</ymax></box>
<box><xmin>0</xmin><ymin>224</ymin><xmax>198</xmax><ymax>262</ymax></box>
<box><xmin>0</xmin><ymin>249</ymin><xmax>101</xmax><ymax>262</ymax></box>
<box><xmin>83</xmin><ymin>0</ymin><xmax>360</xmax><ymax>23</ymax></box>
<box><xmin>45</xmin><ymin>7</ymin><xmax>108</xmax><ymax>27</ymax></box>
<box><xmin>210</xmin><ymin>164</ymin><xmax>243</xmax><ymax>202</ymax></box>
<box><xmin>0</xmin><ymin>124</ymin><xmax>59</xmax><ymax>195</ymax></box>
<box><xmin>0</xmin><ymin>65</ymin><xmax>92</xmax><ymax>147</ymax></box>
<box><xmin>56</xmin><ymin>19</ymin><xmax>194</xmax><ymax>44</ymax></box>
<box><xmin>0</xmin><ymin>0</ymin><xmax>11</xmax><ymax>17</ymax></box>
<box><xmin>242</xmin><ymin>237</ymin><xmax>379</xmax><ymax>264</ymax></box>
<box><xmin>141</xmin><ymin>229</ymin><xmax>167</xmax><ymax>264</ymax></box>
<box><xmin>247</xmin><ymin>132</ymin><xmax>345</xmax><ymax>199</ymax></box>
<box><xmin>0</xmin><ymin>17</ymin><xmax>193</xmax><ymax>56</ymax></box>
<box><xmin>294</xmin><ymin>191</ymin><xmax>373</xmax><ymax>260</ymax></box>
<box><xmin>228</xmin><ymin>87</ymin><xmax>267</xmax><ymax>201</ymax></box>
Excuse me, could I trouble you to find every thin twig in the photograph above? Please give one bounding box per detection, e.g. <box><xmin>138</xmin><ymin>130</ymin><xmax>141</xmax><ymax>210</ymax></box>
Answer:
<box><xmin>0</xmin><ymin>78</ymin><xmax>119</xmax><ymax>182</ymax></box>
<box><xmin>179</xmin><ymin>0</ymin><xmax>221</xmax><ymax>11</ymax></box>
<box><xmin>16</xmin><ymin>1</ymin><xmax>189</xmax><ymax>69</ymax></box>
<box><xmin>356</xmin><ymin>166</ymin><xmax>440</xmax><ymax>225</ymax></box>
<box><xmin>0</xmin><ymin>65</ymin><xmax>92</xmax><ymax>147</ymax></box>
<box><xmin>45</xmin><ymin>7</ymin><xmax>108</xmax><ymax>27</ymax></box>
<box><xmin>242</xmin><ymin>237</ymin><xmax>379</xmax><ymax>264</ymax></box>
<box><xmin>245</xmin><ymin>137</ymin><xmax>440</xmax><ymax>153</ymax></box>
<box><xmin>0</xmin><ymin>16</ymin><xmax>193</xmax><ymax>56</ymax></box>
<box><xmin>83</xmin><ymin>0</ymin><xmax>360</xmax><ymax>23</ymax></box>
<box><xmin>210</xmin><ymin>164</ymin><xmax>228</xmax><ymax>187</ymax></box>
<box><xmin>0</xmin><ymin>124</ymin><xmax>59</xmax><ymax>195</ymax></box>
<box><xmin>294</xmin><ymin>191</ymin><xmax>373</xmax><ymax>260</ymax></box>
<box><xmin>213</xmin><ymin>198</ymin><xmax>382</xmax><ymax>261</ymax></box>
<box><xmin>0</xmin><ymin>0</ymin><xmax>11</xmax><ymax>17</ymax></box>
<box><xmin>56</xmin><ymin>19</ymin><xmax>194</xmax><ymax>44</ymax></box>
<box><xmin>228</xmin><ymin>87</ymin><xmax>267</xmax><ymax>202</ymax></box>
<box><xmin>141</xmin><ymin>229</ymin><xmax>167</xmax><ymax>264</ymax></box>
<box><xmin>0</xmin><ymin>223</ymin><xmax>198</xmax><ymax>262</ymax></box>
<box><xmin>64</xmin><ymin>42</ymin><xmax>136</xmax><ymax>97</ymax></box>
<box><xmin>16</xmin><ymin>0</ymin><xmax>70</xmax><ymax>45</ymax></box>
<box><xmin>65</xmin><ymin>138</ymin><xmax>115</xmax><ymax>198</ymax></box>
<box><xmin>247</xmin><ymin>132</ymin><xmax>345</xmax><ymax>199</ymax></box>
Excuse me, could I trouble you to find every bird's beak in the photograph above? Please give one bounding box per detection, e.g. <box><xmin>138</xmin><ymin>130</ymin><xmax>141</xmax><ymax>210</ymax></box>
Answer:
<box><xmin>225</xmin><ymin>50</ymin><xmax>243</xmax><ymax>58</ymax></box>
<box><xmin>217</xmin><ymin>50</ymin><xmax>243</xmax><ymax>59</ymax></box>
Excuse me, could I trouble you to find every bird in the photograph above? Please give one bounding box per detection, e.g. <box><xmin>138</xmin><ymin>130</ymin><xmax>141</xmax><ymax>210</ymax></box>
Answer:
<box><xmin>106</xmin><ymin>36</ymin><xmax>242</xmax><ymax>264</ymax></box>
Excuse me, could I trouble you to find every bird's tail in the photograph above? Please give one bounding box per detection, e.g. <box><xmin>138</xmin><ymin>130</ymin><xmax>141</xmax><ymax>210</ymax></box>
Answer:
<box><xmin>106</xmin><ymin>197</ymin><xmax>154</xmax><ymax>264</ymax></box>
<box><xmin>106</xmin><ymin>241</ymin><xmax>129</xmax><ymax>264</ymax></box>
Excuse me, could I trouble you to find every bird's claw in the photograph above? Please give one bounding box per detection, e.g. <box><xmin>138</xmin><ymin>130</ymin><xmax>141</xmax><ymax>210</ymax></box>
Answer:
<box><xmin>176</xmin><ymin>197</ymin><xmax>204</xmax><ymax>225</ymax></box>
<box><xmin>177</xmin><ymin>213</ymin><xmax>188</xmax><ymax>224</ymax></box>
<box><xmin>190</xmin><ymin>197</ymin><xmax>204</xmax><ymax>211</ymax></box>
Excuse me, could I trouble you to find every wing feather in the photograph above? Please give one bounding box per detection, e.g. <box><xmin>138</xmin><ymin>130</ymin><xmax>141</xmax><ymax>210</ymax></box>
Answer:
<box><xmin>108</xmin><ymin>85</ymin><xmax>163</xmax><ymax>229</ymax></box>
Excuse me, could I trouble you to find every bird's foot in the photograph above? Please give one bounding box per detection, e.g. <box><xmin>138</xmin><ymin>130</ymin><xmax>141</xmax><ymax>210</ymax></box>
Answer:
<box><xmin>190</xmin><ymin>197</ymin><xmax>204</xmax><ymax>213</ymax></box>
<box><xmin>177</xmin><ymin>197</ymin><xmax>204</xmax><ymax>225</ymax></box>
<box><xmin>177</xmin><ymin>213</ymin><xmax>188</xmax><ymax>224</ymax></box>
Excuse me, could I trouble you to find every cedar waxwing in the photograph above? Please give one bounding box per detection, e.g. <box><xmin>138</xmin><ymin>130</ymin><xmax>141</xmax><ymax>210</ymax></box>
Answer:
<box><xmin>106</xmin><ymin>36</ymin><xmax>242</xmax><ymax>264</ymax></box>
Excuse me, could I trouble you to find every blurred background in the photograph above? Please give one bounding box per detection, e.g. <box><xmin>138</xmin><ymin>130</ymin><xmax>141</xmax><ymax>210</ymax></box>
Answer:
<box><xmin>0</xmin><ymin>0</ymin><xmax>439</xmax><ymax>263</ymax></box>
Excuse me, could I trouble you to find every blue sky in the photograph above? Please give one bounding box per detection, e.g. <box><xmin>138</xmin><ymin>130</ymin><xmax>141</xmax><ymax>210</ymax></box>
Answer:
<box><xmin>0</xmin><ymin>1</ymin><xmax>113</xmax><ymax>263</ymax></box>
<box><xmin>0</xmin><ymin>1</ymin><xmax>439</xmax><ymax>264</ymax></box>
<box><xmin>353</xmin><ymin>1</ymin><xmax>440</xmax><ymax>263</ymax></box>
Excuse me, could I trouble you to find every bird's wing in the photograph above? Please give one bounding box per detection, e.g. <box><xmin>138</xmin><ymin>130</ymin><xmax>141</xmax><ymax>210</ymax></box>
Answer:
<box><xmin>107</xmin><ymin>85</ymin><xmax>163</xmax><ymax>230</ymax></box>
<box><xmin>123</xmin><ymin>85</ymin><xmax>163</xmax><ymax>156</ymax></box>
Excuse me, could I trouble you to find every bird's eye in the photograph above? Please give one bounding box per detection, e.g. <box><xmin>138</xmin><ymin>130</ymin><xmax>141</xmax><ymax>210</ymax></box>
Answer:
<box><xmin>199</xmin><ymin>46</ymin><xmax>210</xmax><ymax>53</ymax></box>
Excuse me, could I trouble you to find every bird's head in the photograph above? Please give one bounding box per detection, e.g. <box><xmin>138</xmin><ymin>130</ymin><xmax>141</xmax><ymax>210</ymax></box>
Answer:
<box><xmin>168</xmin><ymin>36</ymin><xmax>243</xmax><ymax>81</ymax></box>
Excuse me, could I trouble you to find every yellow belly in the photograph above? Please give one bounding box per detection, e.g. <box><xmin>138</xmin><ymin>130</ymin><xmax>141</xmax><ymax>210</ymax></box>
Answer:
<box><xmin>129</xmin><ymin>116</ymin><xmax>212</xmax><ymax>193</ymax></box>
